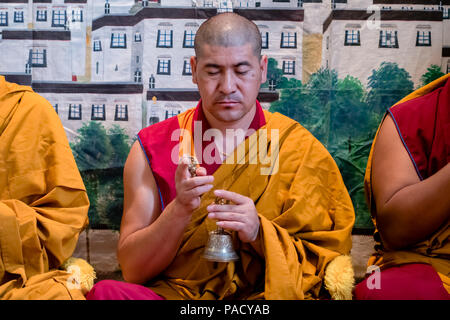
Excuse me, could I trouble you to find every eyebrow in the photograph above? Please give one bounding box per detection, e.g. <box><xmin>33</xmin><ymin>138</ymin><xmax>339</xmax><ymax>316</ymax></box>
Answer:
<box><xmin>204</xmin><ymin>61</ymin><xmax>251</xmax><ymax>69</ymax></box>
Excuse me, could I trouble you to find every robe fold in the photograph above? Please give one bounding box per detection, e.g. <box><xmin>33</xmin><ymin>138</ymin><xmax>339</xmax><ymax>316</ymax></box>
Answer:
<box><xmin>139</xmin><ymin>103</ymin><xmax>355</xmax><ymax>299</ymax></box>
<box><xmin>364</xmin><ymin>73</ymin><xmax>450</xmax><ymax>293</ymax></box>
<box><xmin>0</xmin><ymin>76</ymin><xmax>89</xmax><ymax>299</ymax></box>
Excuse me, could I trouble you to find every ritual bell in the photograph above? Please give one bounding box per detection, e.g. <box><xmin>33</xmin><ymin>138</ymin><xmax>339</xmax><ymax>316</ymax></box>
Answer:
<box><xmin>186</xmin><ymin>156</ymin><xmax>239</xmax><ymax>263</ymax></box>
<box><xmin>202</xmin><ymin>197</ymin><xmax>239</xmax><ymax>262</ymax></box>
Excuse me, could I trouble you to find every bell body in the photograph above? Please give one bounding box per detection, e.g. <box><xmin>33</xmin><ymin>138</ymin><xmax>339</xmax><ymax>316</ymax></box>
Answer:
<box><xmin>203</xmin><ymin>229</ymin><xmax>239</xmax><ymax>262</ymax></box>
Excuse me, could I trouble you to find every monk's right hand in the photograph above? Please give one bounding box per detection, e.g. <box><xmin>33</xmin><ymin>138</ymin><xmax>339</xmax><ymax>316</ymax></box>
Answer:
<box><xmin>174</xmin><ymin>157</ymin><xmax>214</xmax><ymax>215</ymax></box>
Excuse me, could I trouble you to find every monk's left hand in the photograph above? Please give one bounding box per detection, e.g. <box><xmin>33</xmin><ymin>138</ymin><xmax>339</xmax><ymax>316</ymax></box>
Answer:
<box><xmin>206</xmin><ymin>189</ymin><xmax>260</xmax><ymax>243</ymax></box>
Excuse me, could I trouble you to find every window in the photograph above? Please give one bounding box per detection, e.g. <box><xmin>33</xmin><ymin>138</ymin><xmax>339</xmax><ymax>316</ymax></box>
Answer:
<box><xmin>344</xmin><ymin>30</ymin><xmax>360</xmax><ymax>46</ymax></box>
<box><xmin>281</xmin><ymin>32</ymin><xmax>297</xmax><ymax>48</ymax></box>
<box><xmin>96</xmin><ymin>61</ymin><xmax>99</xmax><ymax>74</ymax></box>
<box><xmin>134</xmin><ymin>32</ymin><xmax>141</xmax><ymax>42</ymax></box>
<box><xmin>444</xmin><ymin>8</ymin><xmax>449</xmax><ymax>19</ymax></box>
<box><xmin>416</xmin><ymin>31</ymin><xmax>431</xmax><ymax>46</ymax></box>
<box><xmin>183</xmin><ymin>30</ymin><xmax>195</xmax><ymax>48</ymax></box>
<box><xmin>282</xmin><ymin>60</ymin><xmax>295</xmax><ymax>75</ymax></box>
<box><xmin>71</xmin><ymin>9</ymin><xmax>83</xmax><ymax>22</ymax></box>
<box><xmin>261</xmin><ymin>32</ymin><xmax>269</xmax><ymax>49</ymax></box>
<box><xmin>157</xmin><ymin>59</ymin><xmax>171</xmax><ymax>75</ymax></box>
<box><xmin>149</xmin><ymin>75</ymin><xmax>155</xmax><ymax>88</ymax></box>
<box><xmin>93</xmin><ymin>40</ymin><xmax>102</xmax><ymax>51</ymax></box>
<box><xmin>28</xmin><ymin>48</ymin><xmax>47</xmax><ymax>67</ymax></box>
<box><xmin>53</xmin><ymin>104</ymin><xmax>58</xmax><ymax>114</ymax></box>
<box><xmin>114</xmin><ymin>104</ymin><xmax>128</xmax><ymax>121</ymax></box>
<box><xmin>134</xmin><ymin>70</ymin><xmax>142</xmax><ymax>83</ymax></box>
<box><xmin>0</xmin><ymin>11</ymin><xmax>8</xmax><ymax>26</ymax></box>
<box><xmin>52</xmin><ymin>10</ymin><xmax>66</xmax><ymax>27</ymax></box>
<box><xmin>105</xmin><ymin>1</ymin><xmax>110</xmax><ymax>14</ymax></box>
<box><xmin>36</xmin><ymin>10</ymin><xmax>47</xmax><ymax>22</ymax></box>
<box><xmin>14</xmin><ymin>11</ymin><xmax>24</xmax><ymax>23</ymax></box>
<box><xmin>447</xmin><ymin>60</ymin><xmax>450</xmax><ymax>74</ymax></box>
<box><xmin>165</xmin><ymin>109</ymin><xmax>180</xmax><ymax>120</ymax></box>
<box><xmin>379</xmin><ymin>30</ymin><xmax>398</xmax><ymax>48</ymax></box>
<box><xmin>183</xmin><ymin>60</ymin><xmax>192</xmax><ymax>75</ymax></box>
<box><xmin>111</xmin><ymin>33</ymin><xmax>126</xmax><ymax>48</ymax></box>
<box><xmin>68</xmin><ymin>104</ymin><xmax>82</xmax><ymax>120</ymax></box>
<box><xmin>157</xmin><ymin>29</ymin><xmax>173</xmax><ymax>48</ymax></box>
<box><xmin>91</xmin><ymin>104</ymin><xmax>105</xmax><ymax>120</ymax></box>
<box><xmin>25</xmin><ymin>62</ymin><xmax>31</xmax><ymax>74</ymax></box>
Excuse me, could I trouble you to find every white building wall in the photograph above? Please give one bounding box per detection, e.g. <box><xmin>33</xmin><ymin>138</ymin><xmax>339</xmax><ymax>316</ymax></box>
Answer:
<box><xmin>328</xmin><ymin>19</ymin><xmax>443</xmax><ymax>86</ymax></box>
<box><xmin>41</xmin><ymin>92</ymin><xmax>143</xmax><ymax>142</ymax></box>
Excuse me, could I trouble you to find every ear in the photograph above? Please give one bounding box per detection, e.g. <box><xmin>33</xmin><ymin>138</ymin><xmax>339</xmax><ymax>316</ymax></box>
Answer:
<box><xmin>260</xmin><ymin>55</ymin><xmax>268</xmax><ymax>84</ymax></box>
<box><xmin>190</xmin><ymin>56</ymin><xmax>198</xmax><ymax>84</ymax></box>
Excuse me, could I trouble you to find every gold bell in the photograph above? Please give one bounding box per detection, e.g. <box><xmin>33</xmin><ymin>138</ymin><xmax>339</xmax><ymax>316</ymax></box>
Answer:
<box><xmin>202</xmin><ymin>197</ymin><xmax>239</xmax><ymax>262</ymax></box>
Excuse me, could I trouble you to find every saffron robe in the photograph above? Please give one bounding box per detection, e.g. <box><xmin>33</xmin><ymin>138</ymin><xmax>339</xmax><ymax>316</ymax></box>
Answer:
<box><xmin>364</xmin><ymin>73</ymin><xmax>450</xmax><ymax>292</ymax></box>
<box><xmin>0</xmin><ymin>76</ymin><xmax>89</xmax><ymax>299</ymax></box>
<box><xmin>137</xmin><ymin>102</ymin><xmax>355</xmax><ymax>299</ymax></box>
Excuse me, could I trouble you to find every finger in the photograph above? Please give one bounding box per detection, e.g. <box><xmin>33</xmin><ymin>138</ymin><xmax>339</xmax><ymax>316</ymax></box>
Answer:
<box><xmin>185</xmin><ymin>184</ymin><xmax>214</xmax><ymax>198</ymax></box>
<box><xmin>206</xmin><ymin>204</ymin><xmax>242</xmax><ymax>213</ymax></box>
<box><xmin>214</xmin><ymin>189</ymin><xmax>248</xmax><ymax>205</ymax></box>
<box><xmin>175</xmin><ymin>156</ymin><xmax>191</xmax><ymax>181</ymax></box>
<box><xmin>195</xmin><ymin>166</ymin><xmax>207</xmax><ymax>176</ymax></box>
<box><xmin>183</xmin><ymin>175</ymin><xmax>214</xmax><ymax>189</ymax></box>
<box><xmin>207</xmin><ymin>211</ymin><xmax>245</xmax><ymax>223</ymax></box>
<box><xmin>215</xmin><ymin>220</ymin><xmax>244</xmax><ymax>232</ymax></box>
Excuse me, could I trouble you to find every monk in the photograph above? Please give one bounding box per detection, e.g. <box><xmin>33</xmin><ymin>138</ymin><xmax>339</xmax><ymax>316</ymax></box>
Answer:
<box><xmin>0</xmin><ymin>76</ymin><xmax>90</xmax><ymax>299</ymax></box>
<box><xmin>87</xmin><ymin>13</ymin><xmax>355</xmax><ymax>300</ymax></box>
<box><xmin>355</xmin><ymin>74</ymin><xmax>450</xmax><ymax>300</ymax></box>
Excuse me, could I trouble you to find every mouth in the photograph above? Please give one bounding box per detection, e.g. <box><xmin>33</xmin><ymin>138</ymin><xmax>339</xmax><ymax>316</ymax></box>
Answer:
<box><xmin>216</xmin><ymin>101</ymin><xmax>239</xmax><ymax>107</ymax></box>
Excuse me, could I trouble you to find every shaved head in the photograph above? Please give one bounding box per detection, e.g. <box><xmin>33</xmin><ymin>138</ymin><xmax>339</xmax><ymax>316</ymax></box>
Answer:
<box><xmin>194</xmin><ymin>13</ymin><xmax>262</xmax><ymax>59</ymax></box>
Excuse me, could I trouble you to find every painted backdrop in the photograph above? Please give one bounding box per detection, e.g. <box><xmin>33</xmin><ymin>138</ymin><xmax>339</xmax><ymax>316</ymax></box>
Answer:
<box><xmin>1</xmin><ymin>0</ymin><xmax>449</xmax><ymax>233</ymax></box>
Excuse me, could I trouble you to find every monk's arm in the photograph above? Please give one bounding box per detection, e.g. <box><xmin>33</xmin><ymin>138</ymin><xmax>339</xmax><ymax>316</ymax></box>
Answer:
<box><xmin>371</xmin><ymin>115</ymin><xmax>450</xmax><ymax>250</ymax></box>
<box><xmin>117</xmin><ymin>142</ymin><xmax>213</xmax><ymax>284</ymax></box>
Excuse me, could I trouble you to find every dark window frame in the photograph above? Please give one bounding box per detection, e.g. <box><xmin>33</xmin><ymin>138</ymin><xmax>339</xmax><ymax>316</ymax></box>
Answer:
<box><xmin>91</xmin><ymin>104</ymin><xmax>106</xmax><ymax>121</ymax></box>
<box><xmin>51</xmin><ymin>10</ymin><xmax>66</xmax><ymax>27</ymax></box>
<box><xmin>68</xmin><ymin>104</ymin><xmax>82</xmax><ymax>120</ymax></box>
<box><xmin>114</xmin><ymin>104</ymin><xmax>128</xmax><ymax>121</ymax></box>
<box><xmin>379</xmin><ymin>30</ymin><xmax>399</xmax><ymax>48</ymax></box>
<box><xmin>110</xmin><ymin>33</ymin><xmax>127</xmax><ymax>49</ymax></box>
<box><xmin>157</xmin><ymin>59</ymin><xmax>171</xmax><ymax>75</ymax></box>
<box><xmin>183</xmin><ymin>30</ymin><xmax>195</xmax><ymax>48</ymax></box>
<box><xmin>261</xmin><ymin>31</ymin><xmax>269</xmax><ymax>49</ymax></box>
<box><xmin>28</xmin><ymin>48</ymin><xmax>47</xmax><ymax>68</ymax></box>
<box><xmin>36</xmin><ymin>10</ymin><xmax>47</xmax><ymax>22</ymax></box>
<box><xmin>282</xmin><ymin>60</ymin><xmax>295</xmax><ymax>75</ymax></box>
<box><xmin>344</xmin><ymin>29</ymin><xmax>360</xmax><ymax>46</ymax></box>
<box><xmin>14</xmin><ymin>11</ymin><xmax>24</xmax><ymax>23</ymax></box>
<box><xmin>157</xmin><ymin>29</ymin><xmax>173</xmax><ymax>48</ymax></box>
<box><xmin>416</xmin><ymin>30</ymin><xmax>431</xmax><ymax>47</ymax></box>
<box><xmin>0</xmin><ymin>11</ymin><xmax>8</xmax><ymax>26</ymax></box>
<box><xmin>280</xmin><ymin>31</ymin><xmax>297</xmax><ymax>49</ymax></box>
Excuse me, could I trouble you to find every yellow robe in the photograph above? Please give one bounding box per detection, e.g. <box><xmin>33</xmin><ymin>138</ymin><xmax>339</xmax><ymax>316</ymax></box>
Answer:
<box><xmin>147</xmin><ymin>108</ymin><xmax>355</xmax><ymax>299</ymax></box>
<box><xmin>0</xmin><ymin>76</ymin><xmax>89</xmax><ymax>299</ymax></box>
<box><xmin>364</xmin><ymin>74</ymin><xmax>450</xmax><ymax>293</ymax></box>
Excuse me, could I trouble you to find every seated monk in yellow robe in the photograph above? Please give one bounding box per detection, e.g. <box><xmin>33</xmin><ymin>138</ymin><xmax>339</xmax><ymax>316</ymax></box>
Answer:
<box><xmin>355</xmin><ymin>74</ymin><xmax>450</xmax><ymax>300</ymax></box>
<box><xmin>0</xmin><ymin>76</ymin><xmax>91</xmax><ymax>299</ymax></box>
<box><xmin>86</xmin><ymin>13</ymin><xmax>355</xmax><ymax>300</ymax></box>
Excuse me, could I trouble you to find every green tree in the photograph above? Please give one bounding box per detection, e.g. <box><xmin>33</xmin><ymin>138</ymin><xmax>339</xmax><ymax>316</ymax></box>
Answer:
<box><xmin>71</xmin><ymin>121</ymin><xmax>113</xmax><ymax>171</ymax></box>
<box><xmin>366</xmin><ymin>62</ymin><xmax>414</xmax><ymax>119</ymax></box>
<box><xmin>262</xmin><ymin>57</ymin><xmax>285</xmax><ymax>89</ymax></box>
<box><xmin>108</xmin><ymin>124</ymin><xmax>131</xmax><ymax>168</ymax></box>
<box><xmin>420</xmin><ymin>64</ymin><xmax>445</xmax><ymax>87</ymax></box>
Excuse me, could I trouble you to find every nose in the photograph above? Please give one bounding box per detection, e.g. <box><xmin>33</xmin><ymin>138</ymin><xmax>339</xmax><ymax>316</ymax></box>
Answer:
<box><xmin>218</xmin><ymin>70</ymin><xmax>237</xmax><ymax>95</ymax></box>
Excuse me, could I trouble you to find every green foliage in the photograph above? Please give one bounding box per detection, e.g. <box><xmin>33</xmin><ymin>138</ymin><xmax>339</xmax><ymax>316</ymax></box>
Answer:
<box><xmin>269</xmin><ymin>61</ymin><xmax>415</xmax><ymax>230</ymax></box>
<box><xmin>366</xmin><ymin>62</ymin><xmax>414</xmax><ymax>118</ymax></box>
<box><xmin>71</xmin><ymin>121</ymin><xmax>131</xmax><ymax>229</ymax></box>
<box><xmin>420</xmin><ymin>64</ymin><xmax>445</xmax><ymax>87</ymax></box>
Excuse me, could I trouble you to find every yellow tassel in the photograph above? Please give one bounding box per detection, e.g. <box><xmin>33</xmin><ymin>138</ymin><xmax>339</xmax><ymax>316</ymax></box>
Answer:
<box><xmin>324</xmin><ymin>255</ymin><xmax>355</xmax><ymax>300</ymax></box>
<box><xmin>61</xmin><ymin>257</ymin><xmax>97</xmax><ymax>292</ymax></box>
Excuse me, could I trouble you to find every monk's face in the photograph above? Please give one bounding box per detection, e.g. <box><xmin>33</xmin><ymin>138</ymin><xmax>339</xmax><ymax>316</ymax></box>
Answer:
<box><xmin>191</xmin><ymin>43</ymin><xmax>267</xmax><ymax>124</ymax></box>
